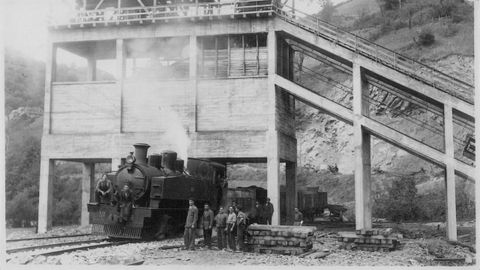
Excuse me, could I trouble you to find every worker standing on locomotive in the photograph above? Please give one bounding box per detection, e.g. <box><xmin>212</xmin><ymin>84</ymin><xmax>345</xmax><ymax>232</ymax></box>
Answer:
<box><xmin>94</xmin><ymin>174</ymin><xmax>113</xmax><ymax>204</ymax></box>
<box><xmin>184</xmin><ymin>199</ymin><xmax>198</xmax><ymax>250</ymax></box>
<box><xmin>235</xmin><ymin>205</ymin><xmax>247</xmax><ymax>252</ymax></box>
<box><xmin>264</xmin><ymin>197</ymin><xmax>274</xmax><ymax>225</ymax></box>
<box><xmin>202</xmin><ymin>203</ymin><xmax>215</xmax><ymax>249</ymax></box>
<box><xmin>117</xmin><ymin>184</ymin><xmax>135</xmax><ymax>225</ymax></box>
<box><xmin>214</xmin><ymin>207</ymin><xmax>228</xmax><ymax>250</ymax></box>
<box><xmin>226</xmin><ymin>206</ymin><xmax>237</xmax><ymax>251</ymax></box>
<box><xmin>294</xmin><ymin>207</ymin><xmax>304</xmax><ymax>226</ymax></box>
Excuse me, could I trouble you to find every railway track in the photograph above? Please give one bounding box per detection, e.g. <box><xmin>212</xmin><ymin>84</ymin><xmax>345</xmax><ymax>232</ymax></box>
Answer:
<box><xmin>7</xmin><ymin>233</ymin><xmax>92</xmax><ymax>243</ymax></box>
<box><xmin>6</xmin><ymin>238</ymin><xmax>109</xmax><ymax>254</ymax></box>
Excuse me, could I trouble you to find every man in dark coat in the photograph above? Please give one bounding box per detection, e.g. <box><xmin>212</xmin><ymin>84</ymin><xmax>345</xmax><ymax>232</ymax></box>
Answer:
<box><xmin>214</xmin><ymin>206</ymin><xmax>228</xmax><ymax>250</ymax></box>
<box><xmin>184</xmin><ymin>199</ymin><xmax>198</xmax><ymax>250</ymax></box>
<box><xmin>117</xmin><ymin>184</ymin><xmax>135</xmax><ymax>224</ymax></box>
<box><xmin>94</xmin><ymin>174</ymin><xmax>113</xmax><ymax>204</ymax></box>
<box><xmin>202</xmin><ymin>203</ymin><xmax>215</xmax><ymax>248</ymax></box>
<box><xmin>236</xmin><ymin>205</ymin><xmax>247</xmax><ymax>251</ymax></box>
<box><xmin>264</xmin><ymin>197</ymin><xmax>274</xmax><ymax>225</ymax></box>
<box><xmin>253</xmin><ymin>201</ymin><xmax>265</xmax><ymax>224</ymax></box>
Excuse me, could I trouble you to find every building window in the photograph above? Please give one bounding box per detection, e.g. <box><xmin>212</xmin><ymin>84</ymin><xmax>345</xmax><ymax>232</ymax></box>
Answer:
<box><xmin>198</xmin><ymin>33</ymin><xmax>268</xmax><ymax>78</ymax></box>
<box><xmin>125</xmin><ymin>36</ymin><xmax>189</xmax><ymax>80</ymax></box>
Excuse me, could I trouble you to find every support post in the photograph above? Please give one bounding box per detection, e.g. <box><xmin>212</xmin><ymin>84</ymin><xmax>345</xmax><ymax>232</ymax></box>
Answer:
<box><xmin>444</xmin><ymin>105</ymin><xmax>457</xmax><ymax>241</ymax></box>
<box><xmin>474</xmin><ymin>1</ymin><xmax>480</xmax><ymax>265</ymax></box>
<box><xmin>116</xmin><ymin>39</ymin><xmax>125</xmax><ymax>132</ymax></box>
<box><xmin>352</xmin><ymin>63</ymin><xmax>372</xmax><ymax>230</ymax></box>
<box><xmin>81</xmin><ymin>163</ymin><xmax>95</xmax><ymax>227</ymax></box>
<box><xmin>267</xmin><ymin>29</ymin><xmax>280</xmax><ymax>225</ymax></box>
<box><xmin>87</xmin><ymin>57</ymin><xmax>96</xmax><ymax>81</ymax></box>
<box><xmin>190</xmin><ymin>34</ymin><xmax>198</xmax><ymax>133</ymax></box>
<box><xmin>38</xmin><ymin>158</ymin><xmax>54</xmax><ymax>233</ymax></box>
<box><xmin>43</xmin><ymin>42</ymin><xmax>56</xmax><ymax>135</ymax></box>
<box><xmin>285</xmin><ymin>161</ymin><xmax>297</xmax><ymax>225</ymax></box>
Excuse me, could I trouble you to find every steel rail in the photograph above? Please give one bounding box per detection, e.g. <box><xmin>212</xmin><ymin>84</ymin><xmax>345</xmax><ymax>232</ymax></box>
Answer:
<box><xmin>6</xmin><ymin>233</ymin><xmax>92</xmax><ymax>243</ymax></box>
<box><xmin>6</xmin><ymin>239</ymin><xmax>108</xmax><ymax>254</ymax></box>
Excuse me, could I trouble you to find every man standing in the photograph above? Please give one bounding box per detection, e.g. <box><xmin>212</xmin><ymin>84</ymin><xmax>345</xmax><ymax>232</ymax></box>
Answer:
<box><xmin>264</xmin><ymin>197</ymin><xmax>274</xmax><ymax>225</ymax></box>
<box><xmin>202</xmin><ymin>203</ymin><xmax>215</xmax><ymax>249</ymax></box>
<box><xmin>117</xmin><ymin>184</ymin><xmax>134</xmax><ymax>225</ymax></box>
<box><xmin>184</xmin><ymin>199</ymin><xmax>198</xmax><ymax>250</ymax></box>
<box><xmin>253</xmin><ymin>201</ymin><xmax>265</xmax><ymax>224</ymax></box>
<box><xmin>95</xmin><ymin>174</ymin><xmax>113</xmax><ymax>204</ymax></box>
<box><xmin>226</xmin><ymin>206</ymin><xmax>237</xmax><ymax>251</ymax></box>
<box><xmin>236</xmin><ymin>205</ymin><xmax>247</xmax><ymax>252</ymax></box>
<box><xmin>214</xmin><ymin>207</ymin><xmax>228</xmax><ymax>250</ymax></box>
<box><xmin>294</xmin><ymin>207</ymin><xmax>304</xmax><ymax>226</ymax></box>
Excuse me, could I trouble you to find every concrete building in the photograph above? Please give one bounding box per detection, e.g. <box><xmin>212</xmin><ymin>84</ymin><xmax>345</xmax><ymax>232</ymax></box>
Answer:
<box><xmin>39</xmin><ymin>0</ymin><xmax>474</xmax><ymax>241</ymax></box>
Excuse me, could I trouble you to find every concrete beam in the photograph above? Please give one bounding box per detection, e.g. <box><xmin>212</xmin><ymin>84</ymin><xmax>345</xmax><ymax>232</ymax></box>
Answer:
<box><xmin>38</xmin><ymin>158</ymin><xmax>54</xmax><ymax>233</ymax></box>
<box><xmin>190</xmin><ymin>34</ymin><xmax>198</xmax><ymax>132</ymax></box>
<box><xmin>274</xmin><ymin>74</ymin><xmax>475</xmax><ymax>180</ymax></box>
<box><xmin>266</xmin><ymin>29</ymin><xmax>280</xmax><ymax>225</ymax></box>
<box><xmin>274</xmin><ymin>75</ymin><xmax>353</xmax><ymax>124</ymax></box>
<box><xmin>444</xmin><ymin>105</ymin><xmax>457</xmax><ymax>241</ymax></box>
<box><xmin>285</xmin><ymin>161</ymin><xmax>296</xmax><ymax>225</ymax></box>
<box><xmin>81</xmin><ymin>163</ymin><xmax>95</xmax><ymax>227</ymax></box>
<box><xmin>353</xmin><ymin>63</ymin><xmax>372</xmax><ymax>230</ymax></box>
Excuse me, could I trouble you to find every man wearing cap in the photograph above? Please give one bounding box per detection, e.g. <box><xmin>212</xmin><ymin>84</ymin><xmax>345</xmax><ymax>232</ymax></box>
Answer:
<box><xmin>202</xmin><ymin>203</ymin><xmax>215</xmax><ymax>249</ymax></box>
<box><xmin>184</xmin><ymin>199</ymin><xmax>198</xmax><ymax>250</ymax></box>
<box><xmin>94</xmin><ymin>174</ymin><xmax>113</xmax><ymax>204</ymax></box>
<box><xmin>235</xmin><ymin>205</ymin><xmax>247</xmax><ymax>251</ymax></box>
<box><xmin>264</xmin><ymin>197</ymin><xmax>274</xmax><ymax>225</ymax></box>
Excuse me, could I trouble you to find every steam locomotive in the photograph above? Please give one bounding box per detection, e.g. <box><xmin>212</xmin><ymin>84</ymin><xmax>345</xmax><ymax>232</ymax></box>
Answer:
<box><xmin>87</xmin><ymin>143</ymin><xmax>226</xmax><ymax>239</ymax></box>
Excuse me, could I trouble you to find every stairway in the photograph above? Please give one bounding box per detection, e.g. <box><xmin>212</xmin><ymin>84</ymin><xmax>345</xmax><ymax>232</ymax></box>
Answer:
<box><xmin>270</xmin><ymin>4</ymin><xmax>475</xmax><ymax>179</ymax></box>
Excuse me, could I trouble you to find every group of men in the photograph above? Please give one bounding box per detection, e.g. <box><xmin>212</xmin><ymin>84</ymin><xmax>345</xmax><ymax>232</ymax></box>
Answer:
<box><xmin>183</xmin><ymin>198</ymin><xmax>275</xmax><ymax>252</ymax></box>
<box><xmin>94</xmin><ymin>174</ymin><xmax>135</xmax><ymax>224</ymax></box>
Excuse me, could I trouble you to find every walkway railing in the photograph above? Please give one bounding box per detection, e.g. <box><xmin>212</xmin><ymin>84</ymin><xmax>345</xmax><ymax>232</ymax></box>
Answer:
<box><xmin>273</xmin><ymin>4</ymin><xmax>474</xmax><ymax>105</ymax></box>
<box><xmin>49</xmin><ymin>0</ymin><xmax>275</xmax><ymax>27</ymax></box>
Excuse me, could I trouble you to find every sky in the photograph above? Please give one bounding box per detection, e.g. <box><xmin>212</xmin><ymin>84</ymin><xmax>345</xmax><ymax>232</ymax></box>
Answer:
<box><xmin>3</xmin><ymin>0</ymin><xmax>347</xmax><ymax>62</ymax></box>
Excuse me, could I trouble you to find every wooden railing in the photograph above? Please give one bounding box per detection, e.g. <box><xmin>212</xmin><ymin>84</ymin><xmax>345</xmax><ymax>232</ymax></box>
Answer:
<box><xmin>49</xmin><ymin>0</ymin><xmax>275</xmax><ymax>27</ymax></box>
<box><xmin>273</xmin><ymin>4</ymin><xmax>474</xmax><ymax>105</ymax></box>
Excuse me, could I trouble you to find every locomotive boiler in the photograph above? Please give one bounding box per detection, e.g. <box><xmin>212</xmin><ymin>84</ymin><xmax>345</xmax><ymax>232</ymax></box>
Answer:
<box><xmin>88</xmin><ymin>143</ymin><xmax>226</xmax><ymax>239</ymax></box>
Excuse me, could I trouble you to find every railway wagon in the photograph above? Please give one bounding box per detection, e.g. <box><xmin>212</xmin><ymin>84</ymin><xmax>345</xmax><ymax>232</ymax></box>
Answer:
<box><xmin>88</xmin><ymin>143</ymin><xmax>226</xmax><ymax>239</ymax></box>
<box><xmin>224</xmin><ymin>186</ymin><xmax>267</xmax><ymax>215</ymax></box>
<box><xmin>297</xmin><ymin>188</ymin><xmax>328</xmax><ymax>222</ymax></box>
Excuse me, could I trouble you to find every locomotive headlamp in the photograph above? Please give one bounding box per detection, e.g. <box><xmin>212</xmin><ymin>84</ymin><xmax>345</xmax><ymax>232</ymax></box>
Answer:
<box><xmin>126</xmin><ymin>152</ymin><xmax>136</xmax><ymax>164</ymax></box>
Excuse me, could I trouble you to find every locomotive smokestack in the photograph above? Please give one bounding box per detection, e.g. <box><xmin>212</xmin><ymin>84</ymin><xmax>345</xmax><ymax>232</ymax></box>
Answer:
<box><xmin>133</xmin><ymin>143</ymin><xmax>150</xmax><ymax>165</ymax></box>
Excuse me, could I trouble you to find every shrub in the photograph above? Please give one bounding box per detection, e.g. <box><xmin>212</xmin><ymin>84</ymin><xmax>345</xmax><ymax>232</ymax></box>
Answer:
<box><xmin>418</xmin><ymin>29</ymin><xmax>435</xmax><ymax>46</ymax></box>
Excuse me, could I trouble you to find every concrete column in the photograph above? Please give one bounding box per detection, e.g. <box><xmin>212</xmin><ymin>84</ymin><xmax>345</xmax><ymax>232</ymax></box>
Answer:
<box><xmin>444</xmin><ymin>105</ymin><xmax>457</xmax><ymax>241</ymax></box>
<box><xmin>474</xmin><ymin>0</ymin><xmax>480</xmax><ymax>259</ymax></box>
<box><xmin>266</xmin><ymin>29</ymin><xmax>280</xmax><ymax>225</ymax></box>
<box><xmin>38</xmin><ymin>158</ymin><xmax>54</xmax><ymax>233</ymax></box>
<box><xmin>43</xmin><ymin>42</ymin><xmax>56</xmax><ymax>135</ymax></box>
<box><xmin>111</xmin><ymin>157</ymin><xmax>122</xmax><ymax>171</ymax></box>
<box><xmin>190</xmin><ymin>34</ymin><xmax>198</xmax><ymax>133</ymax></box>
<box><xmin>81</xmin><ymin>163</ymin><xmax>95</xmax><ymax>227</ymax></box>
<box><xmin>285</xmin><ymin>161</ymin><xmax>297</xmax><ymax>225</ymax></box>
<box><xmin>352</xmin><ymin>63</ymin><xmax>372</xmax><ymax>230</ymax></box>
<box><xmin>116</xmin><ymin>39</ymin><xmax>125</xmax><ymax>132</ymax></box>
<box><xmin>87</xmin><ymin>57</ymin><xmax>97</xmax><ymax>81</ymax></box>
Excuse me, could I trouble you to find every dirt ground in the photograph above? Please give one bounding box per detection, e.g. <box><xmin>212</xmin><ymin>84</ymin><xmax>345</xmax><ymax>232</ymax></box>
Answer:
<box><xmin>5</xmin><ymin>223</ymin><xmax>476</xmax><ymax>267</ymax></box>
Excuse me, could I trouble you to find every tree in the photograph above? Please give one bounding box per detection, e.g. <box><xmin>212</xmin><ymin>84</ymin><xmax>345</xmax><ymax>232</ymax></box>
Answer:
<box><xmin>382</xmin><ymin>176</ymin><xmax>419</xmax><ymax>222</ymax></box>
<box><xmin>319</xmin><ymin>0</ymin><xmax>336</xmax><ymax>23</ymax></box>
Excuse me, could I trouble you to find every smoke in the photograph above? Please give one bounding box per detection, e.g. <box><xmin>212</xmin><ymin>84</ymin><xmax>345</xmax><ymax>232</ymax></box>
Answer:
<box><xmin>157</xmin><ymin>104</ymin><xmax>191</xmax><ymax>163</ymax></box>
